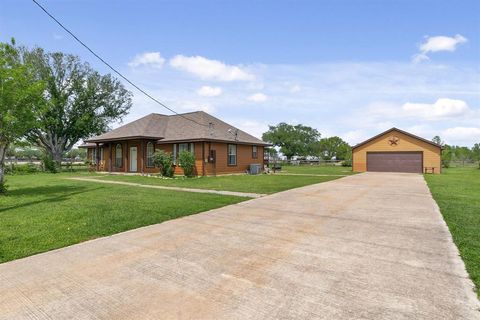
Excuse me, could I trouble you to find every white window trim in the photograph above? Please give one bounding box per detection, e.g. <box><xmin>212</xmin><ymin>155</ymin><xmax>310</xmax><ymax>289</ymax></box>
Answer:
<box><xmin>227</xmin><ymin>144</ymin><xmax>237</xmax><ymax>166</ymax></box>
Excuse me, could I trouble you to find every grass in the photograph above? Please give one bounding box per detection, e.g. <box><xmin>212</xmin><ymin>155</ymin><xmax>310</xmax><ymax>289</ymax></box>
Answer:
<box><xmin>0</xmin><ymin>173</ymin><xmax>243</xmax><ymax>263</ymax></box>
<box><xmin>424</xmin><ymin>167</ymin><xmax>480</xmax><ymax>298</ymax></box>
<box><xmin>0</xmin><ymin>167</ymin><xmax>346</xmax><ymax>263</ymax></box>
<box><xmin>94</xmin><ymin>172</ymin><xmax>343</xmax><ymax>194</ymax></box>
<box><xmin>277</xmin><ymin>164</ymin><xmax>355</xmax><ymax>175</ymax></box>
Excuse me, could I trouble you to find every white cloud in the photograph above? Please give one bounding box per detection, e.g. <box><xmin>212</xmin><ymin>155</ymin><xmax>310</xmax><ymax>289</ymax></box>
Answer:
<box><xmin>290</xmin><ymin>85</ymin><xmax>301</xmax><ymax>93</ymax></box>
<box><xmin>413</xmin><ymin>34</ymin><xmax>467</xmax><ymax>63</ymax></box>
<box><xmin>128</xmin><ymin>52</ymin><xmax>165</xmax><ymax>69</ymax></box>
<box><xmin>247</xmin><ymin>93</ymin><xmax>268</xmax><ymax>102</ymax></box>
<box><xmin>170</xmin><ymin>55</ymin><xmax>254</xmax><ymax>81</ymax></box>
<box><xmin>442</xmin><ymin>127</ymin><xmax>480</xmax><ymax>145</ymax></box>
<box><xmin>402</xmin><ymin>98</ymin><xmax>470</xmax><ymax>120</ymax></box>
<box><xmin>420</xmin><ymin>34</ymin><xmax>467</xmax><ymax>53</ymax></box>
<box><xmin>196</xmin><ymin>86</ymin><xmax>222</xmax><ymax>97</ymax></box>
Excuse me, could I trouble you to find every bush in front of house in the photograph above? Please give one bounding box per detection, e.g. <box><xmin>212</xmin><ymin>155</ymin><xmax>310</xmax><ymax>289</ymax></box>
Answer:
<box><xmin>178</xmin><ymin>150</ymin><xmax>196</xmax><ymax>177</ymax></box>
<box><xmin>153</xmin><ymin>150</ymin><xmax>174</xmax><ymax>177</ymax></box>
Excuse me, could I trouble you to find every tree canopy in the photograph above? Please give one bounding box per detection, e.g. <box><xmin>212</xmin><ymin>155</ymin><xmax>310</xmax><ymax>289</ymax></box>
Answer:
<box><xmin>22</xmin><ymin>48</ymin><xmax>132</xmax><ymax>168</ymax></box>
<box><xmin>313</xmin><ymin>136</ymin><xmax>351</xmax><ymax>160</ymax></box>
<box><xmin>0</xmin><ymin>39</ymin><xmax>44</xmax><ymax>192</ymax></box>
<box><xmin>262</xmin><ymin>123</ymin><xmax>320</xmax><ymax>159</ymax></box>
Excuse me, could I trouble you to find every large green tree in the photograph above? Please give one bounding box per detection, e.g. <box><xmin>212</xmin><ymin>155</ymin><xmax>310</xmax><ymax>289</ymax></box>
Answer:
<box><xmin>23</xmin><ymin>48</ymin><xmax>132</xmax><ymax>169</ymax></box>
<box><xmin>314</xmin><ymin>136</ymin><xmax>351</xmax><ymax>160</ymax></box>
<box><xmin>471</xmin><ymin>143</ymin><xmax>480</xmax><ymax>168</ymax></box>
<box><xmin>262</xmin><ymin>123</ymin><xmax>320</xmax><ymax>160</ymax></box>
<box><xmin>0</xmin><ymin>40</ymin><xmax>44</xmax><ymax>192</ymax></box>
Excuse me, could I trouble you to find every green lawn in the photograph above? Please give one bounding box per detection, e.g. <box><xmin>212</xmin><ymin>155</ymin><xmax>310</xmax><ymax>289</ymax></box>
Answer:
<box><xmin>1</xmin><ymin>169</ymin><xmax>346</xmax><ymax>263</ymax></box>
<box><xmin>424</xmin><ymin>167</ymin><xmax>480</xmax><ymax>298</ymax></box>
<box><xmin>95</xmin><ymin>173</ymin><xmax>342</xmax><ymax>194</ymax></box>
<box><xmin>0</xmin><ymin>173</ymin><xmax>243</xmax><ymax>263</ymax></box>
<box><xmin>277</xmin><ymin>164</ymin><xmax>355</xmax><ymax>175</ymax></box>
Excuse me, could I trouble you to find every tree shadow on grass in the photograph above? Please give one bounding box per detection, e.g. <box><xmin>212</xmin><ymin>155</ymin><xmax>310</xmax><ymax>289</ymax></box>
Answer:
<box><xmin>0</xmin><ymin>185</ymin><xmax>102</xmax><ymax>214</ymax></box>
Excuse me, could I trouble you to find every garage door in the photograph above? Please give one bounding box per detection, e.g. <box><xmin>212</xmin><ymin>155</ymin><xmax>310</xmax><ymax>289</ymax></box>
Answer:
<box><xmin>367</xmin><ymin>152</ymin><xmax>423</xmax><ymax>173</ymax></box>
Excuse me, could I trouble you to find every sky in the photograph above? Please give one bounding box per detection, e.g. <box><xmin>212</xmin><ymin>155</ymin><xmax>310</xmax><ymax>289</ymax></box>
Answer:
<box><xmin>1</xmin><ymin>0</ymin><xmax>479</xmax><ymax>146</ymax></box>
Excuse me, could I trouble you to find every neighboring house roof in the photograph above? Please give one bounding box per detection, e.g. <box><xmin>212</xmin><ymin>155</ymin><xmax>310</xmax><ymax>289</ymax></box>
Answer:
<box><xmin>352</xmin><ymin>127</ymin><xmax>443</xmax><ymax>150</ymax></box>
<box><xmin>85</xmin><ymin>111</ymin><xmax>270</xmax><ymax>146</ymax></box>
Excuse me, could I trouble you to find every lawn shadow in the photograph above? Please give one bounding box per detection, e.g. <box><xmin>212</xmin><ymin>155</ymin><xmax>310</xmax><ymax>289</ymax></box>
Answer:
<box><xmin>0</xmin><ymin>185</ymin><xmax>101</xmax><ymax>214</ymax></box>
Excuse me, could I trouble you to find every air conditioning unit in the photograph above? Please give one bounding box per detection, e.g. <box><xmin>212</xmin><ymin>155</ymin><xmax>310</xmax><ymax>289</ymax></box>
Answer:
<box><xmin>249</xmin><ymin>163</ymin><xmax>261</xmax><ymax>175</ymax></box>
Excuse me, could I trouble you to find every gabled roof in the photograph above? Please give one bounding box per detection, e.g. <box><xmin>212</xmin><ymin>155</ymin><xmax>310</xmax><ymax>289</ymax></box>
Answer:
<box><xmin>352</xmin><ymin>127</ymin><xmax>443</xmax><ymax>150</ymax></box>
<box><xmin>85</xmin><ymin>111</ymin><xmax>269</xmax><ymax>146</ymax></box>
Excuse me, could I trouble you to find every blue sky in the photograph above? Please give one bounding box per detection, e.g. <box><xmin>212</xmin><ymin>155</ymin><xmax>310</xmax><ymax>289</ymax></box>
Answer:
<box><xmin>1</xmin><ymin>0</ymin><xmax>479</xmax><ymax>145</ymax></box>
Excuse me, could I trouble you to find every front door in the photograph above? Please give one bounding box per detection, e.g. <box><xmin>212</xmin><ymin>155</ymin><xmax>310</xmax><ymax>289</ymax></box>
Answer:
<box><xmin>129</xmin><ymin>146</ymin><xmax>137</xmax><ymax>172</ymax></box>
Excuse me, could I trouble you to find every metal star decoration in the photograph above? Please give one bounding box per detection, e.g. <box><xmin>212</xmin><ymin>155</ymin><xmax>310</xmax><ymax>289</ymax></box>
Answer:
<box><xmin>388</xmin><ymin>136</ymin><xmax>399</xmax><ymax>146</ymax></box>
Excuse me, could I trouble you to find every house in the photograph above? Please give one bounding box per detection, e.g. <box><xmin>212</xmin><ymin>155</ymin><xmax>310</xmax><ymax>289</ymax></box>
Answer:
<box><xmin>352</xmin><ymin>128</ymin><xmax>442</xmax><ymax>174</ymax></box>
<box><xmin>80</xmin><ymin>111</ymin><xmax>269</xmax><ymax>176</ymax></box>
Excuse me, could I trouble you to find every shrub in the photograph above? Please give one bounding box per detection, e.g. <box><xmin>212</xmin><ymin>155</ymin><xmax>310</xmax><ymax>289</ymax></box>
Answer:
<box><xmin>4</xmin><ymin>162</ymin><xmax>39</xmax><ymax>175</ymax></box>
<box><xmin>41</xmin><ymin>154</ymin><xmax>58</xmax><ymax>173</ymax></box>
<box><xmin>153</xmin><ymin>150</ymin><xmax>174</xmax><ymax>177</ymax></box>
<box><xmin>178</xmin><ymin>150</ymin><xmax>196</xmax><ymax>177</ymax></box>
<box><xmin>341</xmin><ymin>159</ymin><xmax>352</xmax><ymax>167</ymax></box>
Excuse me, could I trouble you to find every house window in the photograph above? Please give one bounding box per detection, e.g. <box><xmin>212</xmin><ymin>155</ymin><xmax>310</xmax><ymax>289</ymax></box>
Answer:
<box><xmin>173</xmin><ymin>143</ymin><xmax>195</xmax><ymax>164</ymax></box>
<box><xmin>99</xmin><ymin>147</ymin><xmax>104</xmax><ymax>161</ymax></box>
<box><xmin>228</xmin><ymin>144</ymin><xmax>237</xmax><ymax>166</ymax></box>
<box><xmin>115</xmin><ymin>144</ymin><xmax>123</xmax><ymax>167</ymax></box>
<box><xmin>146</xmin><ymin>142</ymin><xmax>155</xmax><ymax>167</ymax></box>
<box><xmin>252</xmin><ymin>145</ymin><xmax>258</xmax><ymax>159</ymax></box>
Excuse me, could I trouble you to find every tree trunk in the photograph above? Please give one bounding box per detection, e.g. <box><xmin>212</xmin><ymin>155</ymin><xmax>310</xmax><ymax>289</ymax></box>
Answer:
<box><xmin>52</xmin><ymin>149</ymin><xmax>63</xmax><ymax>170</ymax></box>
<box><xmin>0</xmin><ymin>142</ymin><xmax>8</xmax><ymax>193</ymax></box>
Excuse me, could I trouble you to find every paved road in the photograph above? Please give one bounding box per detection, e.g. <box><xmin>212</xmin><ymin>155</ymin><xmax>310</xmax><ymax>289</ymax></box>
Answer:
<box><xmin>1</xmin><ymin>173</ymin><xmax>478</xmax><ymax>319</ymax></box>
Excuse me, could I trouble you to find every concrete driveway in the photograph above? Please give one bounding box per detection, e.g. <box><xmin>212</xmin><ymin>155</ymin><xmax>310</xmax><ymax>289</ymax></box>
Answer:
<box><xmin>1</xmin><ymin>173</ymin><xmax>478</xmax><ymax>319</ymax></box>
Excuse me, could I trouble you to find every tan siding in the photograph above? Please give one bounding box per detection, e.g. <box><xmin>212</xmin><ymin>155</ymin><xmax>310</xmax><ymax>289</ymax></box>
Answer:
<box><xmin>352</xmin><ymin>130</ymin><xmax>441</xmax><ymax>174</ymax></box>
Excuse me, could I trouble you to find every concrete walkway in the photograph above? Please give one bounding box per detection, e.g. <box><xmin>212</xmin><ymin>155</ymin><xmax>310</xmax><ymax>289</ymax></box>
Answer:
<box><xmin>68</xmin><ymin>177</ymin><xmax>267</xmax><ymax>198</ymax></box>
<box><xmin>1</xmin><ymin>173</ymin><xmax>479</xmax><ymax>319</ymax></box>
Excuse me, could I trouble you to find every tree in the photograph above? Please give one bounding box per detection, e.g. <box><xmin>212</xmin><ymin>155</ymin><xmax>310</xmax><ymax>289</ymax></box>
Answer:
<box><xmin>262</xmin><ymin>123</ymin><xmax>320</xmax><ymax>160</ymax></box>
<box><xmin>441</xmin><ymin>145</ymin><xmax>453</xmax><ymax>168</ymax></box>
<box><xmin>314</xmin><ymin>136</ymin><xmax>350</xmax><ymax>160</ymax></box>
<box><xmin>23</xmin><ymin>48</ymin><xmax>132</xmax><ymax>170</ymax></box>
<box><xmin>432</xmin><ymin>136</ymin><xmax>444</xmax><ymax>146</ymax></box>
<box><xmin>471</xmin><ymin>143</ymin><xmax>480</xmax><ymax>168</ymax></box>
<box><xmin>454</xmin><ymin>146</ymin><xmax>472</xmax><ymax>166</ymax></box>
<box><xmin>0</xmin><ymin>39</ymin><xmax>44</xmax><ymax>192</ymax></box>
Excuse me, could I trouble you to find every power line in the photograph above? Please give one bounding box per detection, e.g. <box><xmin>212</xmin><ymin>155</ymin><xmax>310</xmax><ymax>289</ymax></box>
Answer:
<box><xmin>31</xmin><ymin>0</ymin><xmax>209</xmax><ymax>128</ymax></box>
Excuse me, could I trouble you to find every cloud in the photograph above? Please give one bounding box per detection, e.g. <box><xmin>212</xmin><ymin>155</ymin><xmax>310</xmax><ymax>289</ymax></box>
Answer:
<box><xmin>442</xmin><ymin>127</ymin><xmax>480</xmax><ymax>145</ymax></box>
<box><xmin>247</xmin><ymin>93</ymin><xmax>268</xmax><ymax>102</ymax></box>
<box><xmin>420</xmin><ymin>34</ymin><xmax>467</xmax><ymax>53</ymax></box>
<box><xmin>196</xmin><ymin>86</ymin><xmax>222</xmax><ymax>97</ymax></box>
<box><xmin>413</xmin><ymin>34</ymin><xmax>467</xmax><ymax>63</ymax></box>
<box><xmin>170</xmin><ymin>55</ymin><xmax>254</xmax><ymax>81</ymax></box>
<box><xmin>402</xmin><ymin>98</ymin><xmax>470</xmax><ymax>120</ymax></box>
<box><xmin>290</xmin><ymin>85</ymin><xmax>301</xmax><ymax>93</ymax></box>
<box><xmin>128</xmin><ymin>52</ymin><xmax>165</xmax><ymax>69</ymax></box>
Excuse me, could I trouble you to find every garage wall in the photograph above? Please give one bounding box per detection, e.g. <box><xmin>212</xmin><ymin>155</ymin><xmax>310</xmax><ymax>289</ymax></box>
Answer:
<box><xmin>352</xmin><ymin>130</ymin><xmax>441</xmax><ymax>174</ymax></box>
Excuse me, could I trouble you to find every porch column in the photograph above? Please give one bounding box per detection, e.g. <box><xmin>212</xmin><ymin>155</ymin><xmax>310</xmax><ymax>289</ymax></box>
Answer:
<box><xmin>140</xmin><ymin>140</ymin><xmax>145</xmax><ymax>174</ymax></box>
<box><xmin>95</xmin><ymin>143</ymin><xmax>100</xmax><ymax>171</ymax></box>
<box><xmin>124</xmin><ymin>142</ymin><xmax>128</xmax><ymax>173</ymax></box>
<box><xmin>109</xmin><ymin>143</ymin><xmax>112</xmax><ymax>172</ymax></box>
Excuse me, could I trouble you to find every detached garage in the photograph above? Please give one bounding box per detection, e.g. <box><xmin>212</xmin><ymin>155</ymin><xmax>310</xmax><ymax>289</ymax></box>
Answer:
<box><xmin>352</xmin><ymin>128</ymin><xmax>442</xmax><ymax>174</ymax></box>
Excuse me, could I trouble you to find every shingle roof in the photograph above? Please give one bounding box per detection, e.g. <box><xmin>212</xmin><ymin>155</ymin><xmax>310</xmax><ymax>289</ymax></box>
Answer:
<box><xmin>85</xmin><ymin>111</ymin><xmax>269</xmax><ymax>146</ymax></box>
<box><xmin>351</xmin><ymin>127</ymin><xmax>443</xmax><ymax>150</ymax></box>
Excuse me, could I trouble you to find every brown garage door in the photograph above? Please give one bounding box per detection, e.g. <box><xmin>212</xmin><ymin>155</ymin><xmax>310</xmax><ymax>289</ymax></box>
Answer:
<box><xmin>367</xmin><ymin>152</ymin><xmax>423</xmax><ymax>173</ymax></box>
